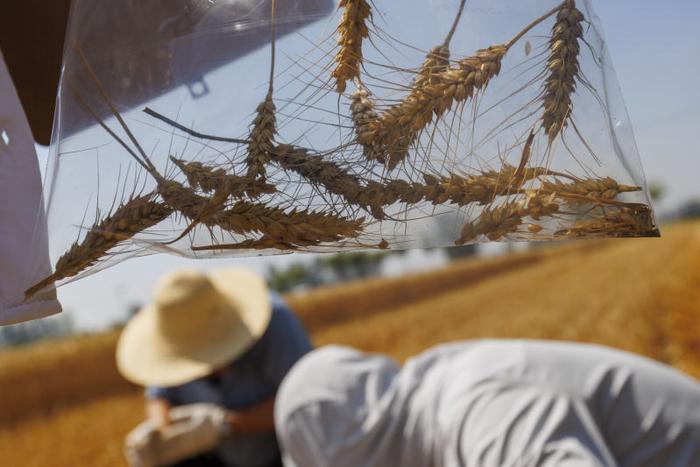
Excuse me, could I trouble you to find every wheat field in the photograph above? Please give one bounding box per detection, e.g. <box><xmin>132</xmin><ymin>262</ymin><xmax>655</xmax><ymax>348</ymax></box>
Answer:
<box><xmin>2</xmin><ymin>221</ymin><xmax>699</xmax><ymax>467</ymax></box>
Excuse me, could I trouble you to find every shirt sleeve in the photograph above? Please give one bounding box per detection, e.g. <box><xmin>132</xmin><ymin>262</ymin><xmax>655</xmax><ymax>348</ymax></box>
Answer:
<box><xmin>262</xmin><ymin>295</ymin><xmax>313</xmax><ymax>387</ymax></box>
<box><xmin>145</xmin><ymin>385</ymin><xmax>176</xmax><ymax>403</ymax></box>
<box><xmin>276</xmin><ymin>403</ymin><xmax>330</xmax><ymax>467</ymax></box>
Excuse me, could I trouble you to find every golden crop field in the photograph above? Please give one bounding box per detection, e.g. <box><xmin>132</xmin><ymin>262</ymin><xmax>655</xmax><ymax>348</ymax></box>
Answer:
<box><xmin>1</xmin><ymin>221</ymin><xmax>699</xmax><ymax>467</ymax></box>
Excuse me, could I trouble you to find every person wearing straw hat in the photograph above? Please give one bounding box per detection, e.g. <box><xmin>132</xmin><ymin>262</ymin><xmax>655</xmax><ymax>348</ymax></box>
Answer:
<box><xmin>117</xmin><ymin>268</ymin><xmax>312</xmax><ymax>467</ymax></box>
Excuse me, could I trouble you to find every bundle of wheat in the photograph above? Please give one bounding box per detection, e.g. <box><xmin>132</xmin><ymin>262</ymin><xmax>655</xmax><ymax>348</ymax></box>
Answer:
<box><xmin>28</xmin><ymin>0</ymin><xmax>659</xmax><ymax>297</ymax></box>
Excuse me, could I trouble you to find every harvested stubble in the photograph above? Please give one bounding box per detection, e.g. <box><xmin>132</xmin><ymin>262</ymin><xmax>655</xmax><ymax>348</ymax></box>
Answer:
<box><xmin>542</xmin><ymin>0</ymin><xmax>584</xmax><ymax>142</ymax></box>
<box><xmin>333</xmin><ymin>0</ymin><xmax>372</xmax><ymax>93</ymax></box>
<box><xmin>25</xmin><ymin>194</ymin><xmax>173</xmax><ymax>298</ymax></box>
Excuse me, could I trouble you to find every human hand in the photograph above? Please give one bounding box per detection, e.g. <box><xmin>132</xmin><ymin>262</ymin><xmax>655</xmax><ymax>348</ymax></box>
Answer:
<box><xmin>123</xmin><ymin>404</ymin><xmax>229</xmax><ymax>467</ymax></box>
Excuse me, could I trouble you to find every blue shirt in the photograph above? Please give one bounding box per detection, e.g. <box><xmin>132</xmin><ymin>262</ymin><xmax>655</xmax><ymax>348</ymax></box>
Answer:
<box><xmin>146</xmin><ymin>294</ymin><xmax>312</xmax><ymax>466</ymax></box>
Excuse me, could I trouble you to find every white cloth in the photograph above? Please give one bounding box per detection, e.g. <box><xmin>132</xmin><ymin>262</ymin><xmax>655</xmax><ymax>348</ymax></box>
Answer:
<box><xmin>0</xmin><ymin>49</ymin><xmax>61</xmax><ymax>325</ymax></box>
<box><xmin>275</xmin><ymin>340</ymin><xmax>700</xmax><ymax>467</ymax></box>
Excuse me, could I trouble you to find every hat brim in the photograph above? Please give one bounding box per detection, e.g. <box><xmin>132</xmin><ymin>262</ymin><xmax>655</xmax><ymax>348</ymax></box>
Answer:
<box><xmin>116</xmin><ymin>269</ymin><xmax>272</xmax><ymax>387</ymax></box>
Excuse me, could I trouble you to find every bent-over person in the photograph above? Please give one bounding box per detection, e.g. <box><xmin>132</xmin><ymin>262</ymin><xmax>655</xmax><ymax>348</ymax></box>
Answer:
<box><xmin>276</xmin><ymin>340</ymin><xmax>700</xmax><ymax>467</ymax></box>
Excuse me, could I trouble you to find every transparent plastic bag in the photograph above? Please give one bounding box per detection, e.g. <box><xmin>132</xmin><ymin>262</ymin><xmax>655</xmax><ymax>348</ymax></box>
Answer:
<box><xmin>29</xmin><ymin>0</ymin><xmax>659</xmax><ymax>297</ymax></box>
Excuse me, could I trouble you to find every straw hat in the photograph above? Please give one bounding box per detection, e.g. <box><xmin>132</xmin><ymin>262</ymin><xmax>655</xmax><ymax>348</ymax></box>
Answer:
<box><xmin>117</xmin><ymin>268</ymin><xmax>272</xmax><ymax>387</ymax></box>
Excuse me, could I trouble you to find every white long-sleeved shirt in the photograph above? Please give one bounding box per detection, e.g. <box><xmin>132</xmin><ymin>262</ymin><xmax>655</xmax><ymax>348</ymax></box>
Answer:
<box><xmin>275</xmin><ymin>340</ymin><xmax>700</xmax><ymax>467</ymax></box>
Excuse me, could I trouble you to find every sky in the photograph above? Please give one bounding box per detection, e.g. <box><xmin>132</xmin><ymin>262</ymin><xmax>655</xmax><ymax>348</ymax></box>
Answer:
<box><xmin>31</xmin><ymin>0</ymin><xmax>700</xmax><ymax>330</ymax></box>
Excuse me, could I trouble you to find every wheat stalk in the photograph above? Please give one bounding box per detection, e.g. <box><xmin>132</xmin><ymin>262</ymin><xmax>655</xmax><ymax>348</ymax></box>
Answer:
<box><xmin>542</xmin><ymin>0</ymin><xmax>584</xmax><ymax>142</ymax></box>
<box><xmin>25</xmin><ymin>194</ymin><xmax>172</xmax><ymax>298</ymax></box>
<box><xmin>333</xmin><ymin>0</ymin><xmax>372</xmax><ymax>93</ymax></box>
<box><xmin>410</xmin><ymin>0</ymin><xmax>464</xmax><ymax>92</ymax></box>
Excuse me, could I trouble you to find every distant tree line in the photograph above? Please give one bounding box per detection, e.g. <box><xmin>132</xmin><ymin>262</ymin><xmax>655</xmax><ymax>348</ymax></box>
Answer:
<box><xmin>267</xmin><ymin>251</ymin><xmax>394</xmax><ymax>293</ymax></box>
<box><xmin>0</xmin><ymin>313</ymin><xmax>74</xmax><ymax>348</ymax></box>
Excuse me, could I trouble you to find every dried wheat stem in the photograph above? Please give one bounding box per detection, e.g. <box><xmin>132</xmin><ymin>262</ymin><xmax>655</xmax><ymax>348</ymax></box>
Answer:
<box><xmin>412</xmin><ymin>0</ymin><xmax>464</xmax><ymax>88</ymax></box>
<box><xmin>333</xmin><ymin>0</ymin><xmax>372</xmax><ymax>93</ymax></box>
<box><xmin>542</xmin><ymin>0</ymin><xmax>584</xmax><ymax>141</ymax></box>
<box><xmin>442</xmin><ymin>0</ymin><xmax>468</xmax><ymax>47</ymax></box>
<box><xmin>144</xmin><ymin>108</ymin><xmax>249</xmax><ymax>144</ymax></box>
<box><xmin>25</xmin><ymin>194</ymin><xmax>172</xmax><ymax>298</ymax></box>
<box><xmin>74</xmin><ymin>44</ymin><xmax>157</xmax><ymax>173</ymax></box>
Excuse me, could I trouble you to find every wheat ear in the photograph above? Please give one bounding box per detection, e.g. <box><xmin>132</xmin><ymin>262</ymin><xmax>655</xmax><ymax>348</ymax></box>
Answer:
<box><xmin>361</xmin><ymin>2</ymin><xmax>565</xmax><ymax>170</ymax></box>
<box><xmin>348</xmin><ymin>8</ymin><xmax>453</xmax><ymax>164</ymax></box>
<box><xmin>245</xmin><ymin>91</ymin><xmax>277</xmax><ymax>180</ymax></box>
<box><xmin>422</xmin><ymin>164</ymin><xmax>546</xmax><ymax>207</ymax></box>
<box><xmin>194</xmin><ymin>205</ymin><xmax>365</xmax><ymax>251</ymax></box>
<box><xmin>542</xmin><ymin>0</ymin><xmax>584</xmax><ymax>142</ymax></box>
<box><xmin>539</xmin><ymin>176</ymin><xmax>640</xmax><ymax>206</ymax></box>
<box><xmin>25</xmin><ymin>194</ymin><xmax>172</xmax><ymax>298</ymax></box>
<box><xmin>456</xmin><ymin>194</ymin><xmax>559</xmax><ymax>244</ymax></box>
<box><xmin>245</xmin><ymin>0</ymin><xmax>279</xmax><ymax>180</ymax></box>
<box><xmin>350</xmin><ymin>82</ymin><xmax>384</xmax><ymax>163</ymax></box>
<box><xmin>170</xmin><ymin>157</ymin><xmax>276</xmax><ymax>198</ymax></box>
<box><xmin>333</xmin><ymin>0</ymin><xmax>372</xmax><ymax>93</ymax></box>
<box><xmin>556</xmin><ymin>204</ymin><xmax>658</xmax><ymax>238</ymax></box>
<box><xmin>272</xmin><ymin>144</ymin><xmax>388</xmax><ymax>219</ymax></box>
<box><xmin>362</xmin><ymin>45</ymin><xmax>508</xmax><ymax>170</ymax></box>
